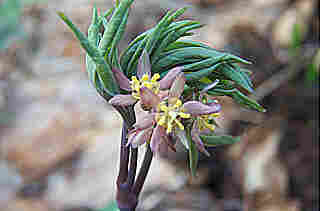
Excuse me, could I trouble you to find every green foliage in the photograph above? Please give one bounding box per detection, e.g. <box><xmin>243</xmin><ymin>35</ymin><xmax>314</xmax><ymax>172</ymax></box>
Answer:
<box><xmin>0</xmin><ymin>0</ymin><xmax>48</xmax><ymax>50</ymax></box>
<box><xmin>187</xmin><ymin>131</ymin><xmax>199</xmax><ymax>177</ymax></box>
<box><xmin>0</xmin><ymin>0</ymin><xmax>23</xmax><ymax>50</ymax></box>
<box><xmin>97</xmin><ymin>201</ymin><xmax>119</xmax><ymax>211</ymax></box>
<box><xmin>201</xmin><ymin>135</ymin><xmax>241</xmax><ymax>146</ymax></box>
<box><xmin>58</xmin><ymin>0</ymin><xmax>265</xmax><ymax>177</ymax></box>
<box><xmin>305</xmin><ymin>49</ymin><xmax>320</xmax><ymax>83</ymax></box>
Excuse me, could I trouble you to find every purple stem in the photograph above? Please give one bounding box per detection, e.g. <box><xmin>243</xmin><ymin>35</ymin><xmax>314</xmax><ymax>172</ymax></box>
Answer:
<box><xmin>127</xmin><ymin>148</ymin><xmax>138</xmax><ymax>187</ymax></box>
<box><xmin>116</xmin><ymin>106</ymin><xmax>153</xmax><ymax>211</ymax></box>
<box><xmin>117</xmin><ymin>122</ymin><xmax>130</xmax><ymax>185</ymax></box>
<box><xmin>132</xmin><ymin>145</ymin><xmax>153</xmax><ymax>196</ymax></box>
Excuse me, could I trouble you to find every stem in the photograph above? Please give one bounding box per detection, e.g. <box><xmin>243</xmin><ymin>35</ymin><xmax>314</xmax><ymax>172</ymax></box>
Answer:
<box><xmin>127</xmin><ymin>148</ymin><xmax>138</xmax><ymax>187</ymax></box>
<box><xmin>117</xmin><ymin>122</ymin><xmax>130</xmax><ymax>185</ymax></box>
<box><xmin>115</xmin><ymin>105</ymin><xmax>153</xmax><ymax>211</ymax></box>
<box><xmin>132</xmin><ymin>145</ymin><xmax>153</xmax><ymax>195</ymax></box>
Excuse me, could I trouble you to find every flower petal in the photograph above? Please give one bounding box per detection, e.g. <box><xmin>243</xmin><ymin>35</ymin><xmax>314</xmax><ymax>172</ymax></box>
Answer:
<box><xmin>133</xmin><ymin>113</ymin><xmax>155</xmax><ymax>130</ymax></box>
<box><xmin>108</xmin><ymin>94</ymin><xmax>137</xmax><ymax>106</ymax></box>
<box><xmin>150</xmin><ymin>125</ymin><xmax>166</xmax><ymax>153</ymax></box>
<box><xmin>168</xmin><ymin>73</ymin><xmax>185</xmax><ymax>105</ymax></box>
<box><xmin>140</xmin><ymin>87</ymin><xmax>161</xmax><ymax>110</ymax></box>
<box><xmin>159</xmin><ymin>67</ymin><xmax>182</xmax><ymax>90</ymax></box>
<box><xmin>111</xmin><ymin>68</ymin><xmax>131</xmax><ymax>91</ymax></box>
<box><xmin>131</xmin><ymin>127</ymin><xmax>153</xmax><ymax>148</ymax></box>
<box><xmin>191</xmin><ymin>126</ymin><xmax>210</xmax><ymax>156</ymax></box>
<box><xmin>176</xmin><ymin>129</ymin><xmax>189</xmax><ymax>150</ymax></box>
<box><xmin>137</xmin><ymin>49</ymin><xmax>151</xmax><ymax>79</ymax></box>
<box><xmin>163</xmin><ymin>135</ymin><xmax>176</xmax><ymax>152</ymax></box>
<box><xmin>183</xmin><ymin>101</ymin><xmax>221</xmax><ymax>116</ymax></box>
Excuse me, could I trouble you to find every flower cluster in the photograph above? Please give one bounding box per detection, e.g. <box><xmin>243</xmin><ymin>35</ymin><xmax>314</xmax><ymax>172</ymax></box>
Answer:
<box><xmin>109</xmin><ymin>51</ymin><xmax>221</xmax><ymax>155</ymax></box>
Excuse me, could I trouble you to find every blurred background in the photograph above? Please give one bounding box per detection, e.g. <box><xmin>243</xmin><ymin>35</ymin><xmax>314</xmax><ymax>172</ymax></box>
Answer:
<box><xmin>0</xmin><ymin>0</ymin><xmax>318</xmax><ymax>210</ymax></box>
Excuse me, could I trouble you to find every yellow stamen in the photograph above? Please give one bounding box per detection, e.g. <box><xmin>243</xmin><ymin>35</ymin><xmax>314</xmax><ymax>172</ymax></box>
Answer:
<box><xmin>151</xmin><ymin>73</ymin><xmax>160</xmax><ymax>82</ymax></box>
<box><xmin>130</xmin><ymin>73</ymin><xmax>160</xmax><ymax>99</ymax></box>
<box><xmin>155</xmin><ymin>99</ymin><xmax>190</xmax><ymax>134</ymax></box>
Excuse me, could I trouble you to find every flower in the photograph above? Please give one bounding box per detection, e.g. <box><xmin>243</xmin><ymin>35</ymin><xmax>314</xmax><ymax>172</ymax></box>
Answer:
<box><xmin>126</xmin><ymin>73</ymin><xmax>190</xmax><ymax>152</ymax></box>
<box><xmin>108</xmin><ymin>50</ymin><xmax>182</xmax><ymax>107</ymax></box>
<box><xmin>189</xmin><ymin>100</ymin><xmax>221</xmax><ymax>156</ymax></box>
<box><xmin>127</xmin><ymin>72</ymin><xmax>222</xmax><ymax>155</ymax></box>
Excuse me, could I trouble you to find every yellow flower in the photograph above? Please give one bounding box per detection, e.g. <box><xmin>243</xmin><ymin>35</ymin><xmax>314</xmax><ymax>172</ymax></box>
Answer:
<box><xmin>156</xmin><ymin>99</ymin><xmax>190</xmax><ymax>134</ymax></box>
<box><xmin>198</xmin><ymin>112</ymin><xmax>220</xmax><ymax>131</ymax></box>
<box><xmin>131</xmin><ymin>73</ymin><xmax>160</xmax><ymax>99</ymax></box>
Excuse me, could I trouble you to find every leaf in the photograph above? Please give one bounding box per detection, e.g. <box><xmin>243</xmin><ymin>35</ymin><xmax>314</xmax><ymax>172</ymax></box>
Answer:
<box><xmin>153</xmin><ymin>47</ymin><xmax>220</xmax><ymax>72</ymax></box>
<box><xmin>185</xmin><ymin>62</ymin><xmax>224</xmax><ymax>81</ymax></box>
<box><xmin>97</xmin><ymin>200</ymin><xmax>119</xmax><ymax>211</ymax></box>
<box><xmin>187</xmin><ymin>133</ymin><xmax>199</xmax><ymax>177</ymax></box>
<box><xmin>201</xmin><ymin>135</ymin><xmax>241</xmax><ymax>146</ymax></box>
<box><xmin>108</xmin><ymin>8</ymin><xmax>129</xmax><ymax>64</ymax></box>
<box><xmin>58</xmin><ymin>12</ymin><xmax>118</xmax><ymax>96</ymax></box>
<box><xmin>99</xmin><ymin>0</ymin><xmax>134</xmax><ymax>57</ymax></box>
<box><xmin>219</xmin><ymin>63</ymin><xmax>254</xmax><ymax>93</ymax></box>
<box><xmin>231</xmin><ymin>90</ymin><xmax>266</xmax><ymax>112</ymax></box>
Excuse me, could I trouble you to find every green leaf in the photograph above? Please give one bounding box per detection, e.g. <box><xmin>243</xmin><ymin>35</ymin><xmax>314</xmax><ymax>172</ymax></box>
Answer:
<box><xmin>164</xmin><ymin>40</ymin><xmax>211</xmax><ymax>52</ymax></box>
<box><xmin>231</xmin><ymin>90</ymin><xmax>266</xmax><ymax>112</ymax></box>
<box><xmin>0</xmin><ymin>0</ymin><xmax>23</xmax><ymax>50</ymax></box>
<box><xmin>185</xmin><ymin>62</ymin><xmax>224</xmax><ymax>81</ymax></box>
<box><xmin>187</xmin><ymin>133</ymin><xmax>199</xmax><ymax>177</ymax></box>
<box><xmin>151</xmin><ymin>21</ymin><xmax>203</xmax><ymax>64</ymax></box>
<box><xmin>120</xmin><ymin>30</ymin><xmax>152</xmax><ymax>74</ymax></box>
<box><xmin>201</xmin><ymin>135</ymin><xmax>241</xmax><ymax>146</ymax></box>
<box><xmin>58</xmin><ymin>12</ymin><xmax>118</xmax><ymax>97</ymax></box>
<box><xmin>108</xmin><ymin>8</ymin><xmax>129</xmax><ymax>64</ymax></box>
<box><xmin>99</xmin><ymin>0</ymin><xmax>134</xmax><ymax>57</ymax></box>
<box><xmin>97</xmin><ymin>200</ymin><xmax>119</xmax><ymax>211</ymax></box>
<box><xmin>58</xmin><ymin>12</ymin><xmax>100</xmax><ymax>58</ymax></box>
<box><xmin>153</xmin><ymin>47</ymin><xmax>218</xmax><ymax>72</ymax></box>
<box><xmin>126</xmin><ymin>36</ymin><xmax>148</xmax><ymax>77</ymax></box>
<box><xmin>219</xmin><ymin>63</ymin><xmax>254</xmax><ymax>93</ymax></box>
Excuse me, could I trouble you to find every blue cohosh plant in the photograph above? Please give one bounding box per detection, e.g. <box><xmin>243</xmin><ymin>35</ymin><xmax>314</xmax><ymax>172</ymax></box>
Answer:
<box><xmin>58</xmin><ymin>0</ymin><xmax>265</xmax><ymax>210</ymax></box>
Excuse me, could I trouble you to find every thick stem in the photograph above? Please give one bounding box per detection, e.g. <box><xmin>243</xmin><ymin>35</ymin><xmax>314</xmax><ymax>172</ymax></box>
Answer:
<box><xmin>116</xmin><ymin>105</ymin><xmax>153</xmax><ymax>211</ymax></box>
<box><xmin>132</xmin><ymin>145</ymin><xmax>153</xmax><ymax>195</ymax></box>
<box><xmin>127</xmin><ymin>148</ymin><xmax>138</xmax><ymax>187</ymax></box>
<box><xmin>119</xmin><ymin>208</ymin><xmax>136</xmax><ymax>211</ymax></box>
<box><xmin>117</xmin><ymin>122</ymin><xmax>130</xmax><ymax>185</ymax></box>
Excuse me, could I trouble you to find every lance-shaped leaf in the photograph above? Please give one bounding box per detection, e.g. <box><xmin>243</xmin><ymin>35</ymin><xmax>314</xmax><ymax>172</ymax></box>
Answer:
<box><xmin>200</xmin><ymin>135</ymin><xmax>241</xmax><ymax>146</ymax></box>
<box><xmin>187</xmin><ymin>133</ymin><xmax>199</xmax><ymax>177</ymax></box>
<box><xmin>86</xmin><ymin>6</ymin><xmax>102</xmax><ymax>90</ymax></box>
<box><xmin>122</xmin><ymin>8</ymin><xmax>193</xmax><ymax>77</ymax></box>
<box><xmin>151</xmin><ymin>21</ymin><xmax>203</xmax><ymax>64</ymax></box>
<box><xmin>231</xmin><ymin>90</ymin><xmax>266</xmax><ymax>112</ymax></box>
<box><xmin>58</xmin><ymin>12</ymin><xmax>119</xmax><ymax>97</ymax></box>
<box><xmin>207</xmin><ymin>87</ymin><xmax>265</xmax><ymax>112</ymax></box>
<box><xmin>98</xmin><ymin>0</ymin><xmax>134</xmax><ymax>57</ymax></box>
<box><xmin>185</xmin><ymin>63</ymin><xmax>224</xmax><ymax>81</ymax></box>
<box><xmin>120</xmin><ymin>20</ymin><xmax>199</xmax><ymax>73</ymax></box>
<box><xmin>108</xmin><ymin>8</ymin><xmax>130</xmax><ymax>65</ymax></box>
<box><xmin>219</xmin><ymin>63</ymin><xmax>254</xmax><ymax>93</ymax></box>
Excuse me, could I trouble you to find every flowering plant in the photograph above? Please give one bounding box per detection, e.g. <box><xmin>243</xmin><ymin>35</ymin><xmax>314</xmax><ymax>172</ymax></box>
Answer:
<box><xmin>58</xmin><ymin>0</ymin><xmax>264</xmax><ymax>210</ymax></box>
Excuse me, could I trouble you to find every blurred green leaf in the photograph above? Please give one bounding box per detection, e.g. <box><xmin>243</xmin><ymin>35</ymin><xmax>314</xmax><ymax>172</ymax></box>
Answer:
<box><xmin>305</xmin><ymin>49</ymin><xmax>320</xmax><ymax>83</ymax></box>
<box><xmin>97</xmin><ymin>201</ymin><xmax>119</xmax><ymax>211</ymax></box>
<box><xmin>201</xmin><ymin>135</ymin><xmax>241</xmax><ymax>146</ymax></box>
<box><xmin>0</xmin><ymin>0</ymin><xmax>23</xmax><ymax>50</ymax></box>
